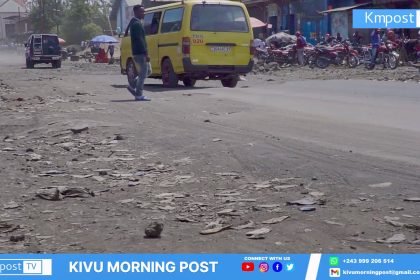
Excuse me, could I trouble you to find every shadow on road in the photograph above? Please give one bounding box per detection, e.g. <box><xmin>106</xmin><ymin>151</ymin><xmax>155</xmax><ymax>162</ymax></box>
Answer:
<box><xmin>110</xmin><ymin>84</ymin><xmax>212</xmax><ymax>92</ymax></box>
<box><xmin>23</xmin><ymin>66</ymin><xmax>57</xmax><ymax>70</ymax></box>
<box><xmin>144</xmin><ymin>84</ymin><xmax>211</xmax><ymax>92</ymax></box>
<box><xmin>109</xmin><ymin>99</ymin><xmax>138</xmax><ymax>103</ymax></box>
<box><xmin>110</xmin><ymin>84</ymin><xmax>128</xmax><ymax>89</ymax></box>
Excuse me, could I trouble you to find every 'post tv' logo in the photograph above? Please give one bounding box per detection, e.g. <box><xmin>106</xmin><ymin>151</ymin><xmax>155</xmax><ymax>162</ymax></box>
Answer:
<box><xmin>0</xmin><ymin>259</ymin><xmax>52</xmax><ymax>276</ymax></box>
<box><xmin>241</xmin><ymin>262</ymin><xmax>254</xmax><ymax>272</ymax></box>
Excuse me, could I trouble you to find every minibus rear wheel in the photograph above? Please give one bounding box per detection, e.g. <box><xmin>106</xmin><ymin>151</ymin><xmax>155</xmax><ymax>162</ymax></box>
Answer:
<box><xmin>126</xmin><ymin>59</ymin><xmax>138</xmax><ymax>89</ymax></box>
<box><xmin>162</xmin><ymin>58</ymin><xmax>178</xmax><ymax>88</ymax></box>
<box><xmin>221</xmin><ymin>76</ymin><xmax>238</xmax><ymax>88</ymax></box>
<box><xmin>183</xmin><ymin>77</ymin><xmax>196</xmax><ymax>87</ymax></box>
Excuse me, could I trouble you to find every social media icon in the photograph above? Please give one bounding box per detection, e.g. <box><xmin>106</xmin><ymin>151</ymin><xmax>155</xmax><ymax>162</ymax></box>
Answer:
<box><xmin>329</xmin><ymin>256</ymin><xmax>339</xmax><ymax>266</ymax></box>
<box><xmin>259</xmin><ymin>262</ymin><xmax>269</xmax><ymax>273</ymax></box>
<box><xmin>272</xmin><ymin>262</ymin><xmax>283</xmax><ymax>272</ymax></box>
<box><xmin>286</xmin><ymin>263</ymin><xmax>294</xmax><ymax>271</ymax></box>
<box><xmin>242</xmin><ymin>262</ymin><xmax>254</xmax><ymax>272</ymax></box>
<box><xmin>329</xmin><ymin>268</ymin><xmax>341</xmax><ymax>278</ymax></box>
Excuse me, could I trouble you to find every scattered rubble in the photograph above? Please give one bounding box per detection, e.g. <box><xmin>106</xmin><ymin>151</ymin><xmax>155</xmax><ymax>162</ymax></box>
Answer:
<box><xmin>0</xmin><ymin>59</ymin><xmax>418</xmax><ymax>253</ymax></box>
<box><xmin>246</xmin><ymin>228</ymin><xmax>271</xmax><ymax>239</ymax></box>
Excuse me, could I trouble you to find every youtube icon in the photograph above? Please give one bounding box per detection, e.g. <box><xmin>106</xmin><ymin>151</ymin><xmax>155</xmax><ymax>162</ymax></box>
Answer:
<box><xmin>242</xmin><ymin>262</ymin><xmax>255</xmax><ymax>272</ymax></box>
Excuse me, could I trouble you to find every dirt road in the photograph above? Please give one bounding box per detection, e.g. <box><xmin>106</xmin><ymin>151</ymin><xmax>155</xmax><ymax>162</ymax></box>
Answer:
<box><xmin>0</xmin><ymin>52</ymin><xmax>419</xmax><ymax>253</ymax></box>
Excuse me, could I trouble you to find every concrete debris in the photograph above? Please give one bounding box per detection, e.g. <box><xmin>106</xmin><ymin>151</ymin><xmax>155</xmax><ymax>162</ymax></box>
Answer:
<box><xmin>70</xmin><ymin>126</ymin><xmax>89</xmax><ymax>134</ymax></box>
<box><xmin>369</xmin><ymin>182</ymin><xmax>392</xmax><ymax>188</ymax></box>
<box><xmin>299</xmin><ymin>206</ymin><xmax>316</xmax><ymax>212</ymax></box>
<box><xmin>144</xmin><ymin>222</ymin><xmax>164</xmax><ymax>238</ymax></box>
<box><xmin>232</xmin><ymin>221</ymin><xmax>255</xmax><ymax>230</ymax></box>
<box><xmin>287</xmin><ymin>198</ymin><xmax>316</xmax><ymax>206</ymax></box>
<box><xmin>377</xmin><ymin>233</ymin><xmax>406</xmax><ymax>244</ymax></box>
<box><xmin>404</xmin><ymin>197</ymin><xmax>420</xmax><ymax>202</ymax></box>
<box><xmin>262</xmin><ymin>216</ymin><xmax>289</xmax><ymax>224</ymax></box>
<box><xmin>246</xmin><ymin>227</ymin><xmax>271</xmax><ymax>239</ymax></box>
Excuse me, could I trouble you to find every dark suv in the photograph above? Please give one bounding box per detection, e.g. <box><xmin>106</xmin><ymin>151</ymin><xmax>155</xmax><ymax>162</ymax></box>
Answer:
<box><xmin>25</xmin><ymin>34</ymin><xmax>61</xmax><ymax>69</ymax></box>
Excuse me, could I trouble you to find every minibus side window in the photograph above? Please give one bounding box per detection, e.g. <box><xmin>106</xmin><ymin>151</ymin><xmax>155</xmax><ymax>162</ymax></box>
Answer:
<box><xmin>161</xmin><ymin>7</ymin><xmax>184</xmax><ymax>33</ymax></box>
<box><xmin>191</xmin><ymin>5</ymin><xmax>249</xmax><ymax>32</ymax></box>
<box><xmin>145</xmin><ymin>12</ymin><xmax>162</xmax><ymax>35</ymax></box>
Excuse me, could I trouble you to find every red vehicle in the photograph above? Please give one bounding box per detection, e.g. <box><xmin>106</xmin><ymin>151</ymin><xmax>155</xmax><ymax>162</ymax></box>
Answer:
<box><xmin>363</xmin><ymin>42</ymin><xmax>398</xmax><ymax>70</ymax></box>
<box><xmin>258</xmin><ymin>43</ymin><xmax>314</xmax><ymax>65</ymax></box>
<box><xmin>309</xmin><ymin>40</ymin><xmax>359</xmax><ymax>69</ymax></box>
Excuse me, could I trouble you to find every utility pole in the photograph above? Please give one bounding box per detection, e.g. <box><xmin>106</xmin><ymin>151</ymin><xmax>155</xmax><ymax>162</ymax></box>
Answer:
<box><xmin>55</xmin><ymin>0</ymin><xmax>59</xmax><ymax>34</ymax></box>
<box><xmin>100</xmin><ymin>0</ymin><xmax>114</xmax><ymax>36</ymax></box>
<box><xmin>106</xmin><ymin>2</ymin><xmax>113</xmax><ymax>36</ymax></box>
<box><xmin>38</xmin><ymin>0</ymin><xmax>44</xmax><ymax>32</ymax></box>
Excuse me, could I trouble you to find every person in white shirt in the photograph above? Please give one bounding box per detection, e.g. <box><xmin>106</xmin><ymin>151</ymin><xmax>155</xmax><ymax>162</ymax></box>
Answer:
<box><xmin>253</xmin><ymin>33</ymin><xmax>266</xmax><ymax>49</ymax></box>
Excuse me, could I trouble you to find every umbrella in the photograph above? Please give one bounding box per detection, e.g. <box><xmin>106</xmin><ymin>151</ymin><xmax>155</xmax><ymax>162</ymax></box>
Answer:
<box><xmin>250</xmin><ymin>17</ymin><xmax>267</xmax><ymax>28</ymax></box>
<box><xmin>58</xmin><ymin>38</ymin><xmax>66</xmax><ymax>44</ymax></box>
<box><xmin>266</xmin><ymin>32</ymin><xmax>297</xmax><ymax>44</ymax></box>
<box><xmin>90</xmin><ymin>35</ymin><xmax>119</xmax><ymax>44</ymax></box>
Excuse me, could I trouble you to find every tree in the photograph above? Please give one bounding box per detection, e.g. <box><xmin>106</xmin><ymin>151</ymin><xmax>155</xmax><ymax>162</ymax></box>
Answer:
<box><xmin>82</xmin><ymin>23</ymin><xmax>103</xmax><ymax>39</ymax></box>
<box><xmin>61</xmin><ymin>0</ymin><xmax>97</xmax><ymax>43</ymax></box>
<box><xmin>60</xmin><ymin>0</ymin><xmax>115</xmax><ymax>44</ymax></box>
<box><xmin>29</xmin><ymin>0</ymin><xmax>64</xmax><ymax>33</ymax></box>
<box><xmin>90</xmin><ymin>0</ymin><xmax>110</xmax><ymax>33</ymax></box>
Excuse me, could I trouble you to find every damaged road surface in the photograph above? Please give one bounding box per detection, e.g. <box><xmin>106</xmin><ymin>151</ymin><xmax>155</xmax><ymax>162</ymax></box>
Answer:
<box><xmin>0</xmin><ymin>52</ymin><xmax>419</xmax><ymax>253</ymax></box>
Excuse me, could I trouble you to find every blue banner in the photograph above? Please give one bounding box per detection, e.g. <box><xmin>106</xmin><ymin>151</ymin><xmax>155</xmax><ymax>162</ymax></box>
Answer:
<box><xmin>0</xmin><ymin>254</ymin><xmax>419</xmax><ymax>279</ymax></box>
<box><xmin>353</xmin><ymin>9</ymin><xmax>420</xmax><ymax>28</ymax></box>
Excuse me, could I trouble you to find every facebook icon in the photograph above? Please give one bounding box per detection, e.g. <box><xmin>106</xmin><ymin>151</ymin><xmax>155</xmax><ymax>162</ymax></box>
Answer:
<box><xmin>272</xmin><ymin>262</ymin><xmax>283</xmax><ymax>272</ymax></box>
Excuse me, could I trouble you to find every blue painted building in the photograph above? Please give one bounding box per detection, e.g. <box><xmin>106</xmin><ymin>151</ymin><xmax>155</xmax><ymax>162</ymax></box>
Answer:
<box><xmin>244</xmin><ymin>0</ymin><xmax>417</xmax><ymax>43</ymax></box>
<box><xmin>277</xmin><ymin>0</ymin><xmax>329</xmax><ymax>44</ymax></box>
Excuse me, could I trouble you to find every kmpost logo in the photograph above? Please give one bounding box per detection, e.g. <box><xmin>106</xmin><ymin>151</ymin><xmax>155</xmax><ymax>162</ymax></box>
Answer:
<box><xmin>353</xmin><ymin>9</ymin><xmax>420</xmax><ymax>28</ymax></box>
<box><xmin>0</xmin><ymin>259</ymin><xmax>52</xmax><ymax>276</ymax></box>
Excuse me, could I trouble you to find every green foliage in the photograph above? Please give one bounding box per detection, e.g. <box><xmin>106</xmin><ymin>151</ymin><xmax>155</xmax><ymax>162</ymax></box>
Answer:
<box><xmin>82</xmin><ymin>23</ymin><xmax>103</xmax><ymax>39</ymax></box>
<box><xmin>60</xmin><ymin>0</ymin><xmax>111</xmax><ymax>44</ymax></box>
<box><xmin>29</xmin><ymin>0</ymin><xmax>112</xmax><ymax>43</ymax></box>
<box><xmin>29</xmin><ymin>0</ymin><xmax>64</xmax><ymax>34</ymax></box>
<box><xmin>90</xmin><ymin>1</ymin><xmax>111</xmax><ymax>31</ymax></box>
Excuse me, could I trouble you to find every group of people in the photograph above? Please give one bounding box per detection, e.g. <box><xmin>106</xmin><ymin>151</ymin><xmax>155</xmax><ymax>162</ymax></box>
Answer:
<box><xmin>81</xmin><ymin>40</ymin><xmax>116</xmax><ymax>63</ymax></box>
<box><xmin>258</xmin><ymin>28</ymin><xmax>419</xmax><ymax>68</ymax></box>
<box><xmin>94</xmin><ymin>45</ymin><xmax>115</xmax><ymax>63</ymax></box>
<box><xmin>368</xmin><ymin>28</ymin><xmax>419</xmax><ymax>69</ymax></box>
<box><xmin>128</xmin><ymin>5</ymin><xmax>419</xmax><ymax>101</ymax></box>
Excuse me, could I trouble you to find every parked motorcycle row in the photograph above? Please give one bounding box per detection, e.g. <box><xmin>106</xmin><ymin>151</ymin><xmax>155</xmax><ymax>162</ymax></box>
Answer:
<box><xmin>255</xmin><ymin>39</ymin><xmax>419</xmax><ymax>70</ymax></box>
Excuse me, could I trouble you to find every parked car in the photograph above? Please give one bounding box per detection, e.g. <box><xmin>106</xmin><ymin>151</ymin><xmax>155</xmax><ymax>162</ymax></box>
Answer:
<box><xmin>25</xmin><ymin>34</ymin><xmax>61</xmax><ymax>69</ymax></box>
<box><xmin>120</xmin><ymin>0</ymin><xmax>254</xmax><ymax>88</ymax></box>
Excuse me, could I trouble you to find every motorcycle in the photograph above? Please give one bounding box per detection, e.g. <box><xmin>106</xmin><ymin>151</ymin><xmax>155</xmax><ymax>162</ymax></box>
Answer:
<box><xmin>309</xmin><ymin>40</ymin><xmax>359</xmax><ymax>69</ymax></box>
<box><xmin>60</xmin><ymin>49</ymin><xmax>68</xmax><ymax>61</ymax></box>
<box><xmin>268</xmin><ymin>45</ymin><xmax>298</xmax><ymax>65</ymax></box>
<box><xmin>364</xmin><ymin>42</ymin><xmax>398</xmax><ymax>70</ymax></box>
<box><xmin>401</xmin><ymin>39</ymin><xmax>419</xmax><ymax>63</ymax></box>
<box><xmin>255</xmin><ymin>44</ymin><xmax>297</xmax><ymax>65</ymax></box>
<box><xmin>255</xmin><ymin>47</ymin><xmax>271</xmax><ymax>62</ymax></box>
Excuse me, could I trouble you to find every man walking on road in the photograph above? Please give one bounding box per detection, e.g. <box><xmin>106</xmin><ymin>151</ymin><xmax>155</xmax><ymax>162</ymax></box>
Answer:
<box><xmin>128</xmin><ymin>5</ymin><xmax>151</xmax><ymax>101</ymax></box>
